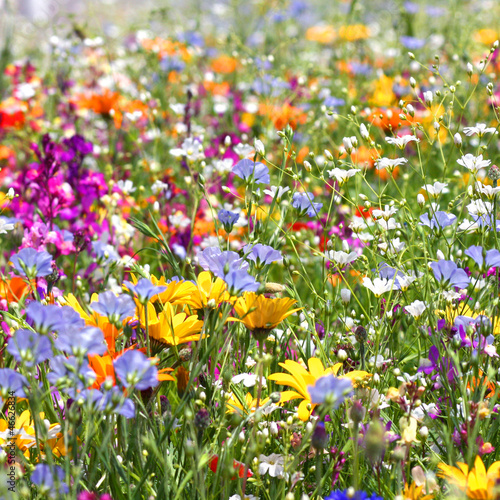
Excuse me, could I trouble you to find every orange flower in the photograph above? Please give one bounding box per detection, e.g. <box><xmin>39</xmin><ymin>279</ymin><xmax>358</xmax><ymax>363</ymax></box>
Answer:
<box><xmin>258</xmin><ymin>102</ymin><xmax>307</xmax><ymax>130</ymax></box>
<box><xmin>338</xmin><ymin>24</ymin><xmax>371</xmax><ymax>42</ymax></box>
<box><xmin>211</xmin><ymin>55</ymin><xmax>238</xmax><ymax>73</ymax></box>
<box><xmin>0</xmin><ymin>277</ymin><xmax>30</xmax><ymax>302</ymax></box>
<box><xmin>76</xmin><ymin>89</ymin><xmax>120</xmax><ymax>116</ymax></box>
<box><xmin>305</xmin><ymin>25</ymin><xmax>336</xmax><ymax>44</ymax></box>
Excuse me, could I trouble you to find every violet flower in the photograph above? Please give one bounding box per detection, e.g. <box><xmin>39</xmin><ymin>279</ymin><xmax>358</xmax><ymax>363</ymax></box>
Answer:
<box><xmin>123</xmin><ymin>278</ymin><xmax>167</xmax><ymax>305</ymax></box>
<box><xmin>292</xmin><ymin>192</ymin><xmax>323</xmax><ymax>217</ymax></box>
<box><xmin>11</xmin><ymin>247</ymin><xmax>53</xmax><ymax>278</ymax></box>
<box><xmin>90</xmin><ymin>291</ymin><xmax>136</xmax><ymax>325</ymax></box>
<box><xmin>243</xmin><ymin>243</ymin><xmax>282</xmax><ymax>266</ymax></box>
<box><xmin>430</xmin><ymin>260</ymin><xmax>470</xmax><ymax>289</ymax></box>
<box><xmin>419</xmin><ymin>211</ymin><xmax>456</xmax><ymax>230</ymax></box>
<box><xmin>308</xmin><ymin>375</ymin><xmax>353</xmax><ymax>407</ymax></box>
<box><xmin>7</xmin><ymin>329</ymin><xmax>53</xmax><ymax>366</ymax></box>
<box><xmin>114</xmin><ymin>350</ymin><xmax>158</xmax><ymax>391</ymax></box>
<box><xmin>465</xmin><ymin>245</ymin><xmax>500</xmax><ymax>269</ymax></box>
<box><xmin>233</xmin><ymin>159</ymin><xmax>270</xmax><ymax>184</ymax></box>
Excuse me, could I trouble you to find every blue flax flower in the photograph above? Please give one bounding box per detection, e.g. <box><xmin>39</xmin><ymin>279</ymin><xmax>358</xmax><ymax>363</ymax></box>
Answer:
<box><xmin>0</xmin><ymin>368</ymin><xmax>28</xmax><ymax>401</ymax></box>
<box><xmin>419</xmin><ymin>211</ymin><xmax>456</xmax><ymax>230</ymax></box>
<box><xmin>96</xmin><ymin>387</ymin><xmax>136</xmax><ymax>418</ymax></box>
<box><xmin>223</xmin><ymin>267</ymin><xmax>260</xmax><ymax>295</ymax></box>
<box><xmin>48</xmin><ymin>355</ymin><xmax>96</xmax><ymax>391</ymax></box>
<box><xmin>218</xmin><ymin>209</ymin><xmax>240</xmax><ymax>232</ymax></box>
<box><xmin>430</xmin><ymin>260</ymin><xmax>470</xmax><ymax>289</ymax></box>
<box><xmin>31</xmin><ymin>464</ymin><xmax>68</xmax><ymax>496</ymax></box>
<box><xmin>114</xmin><ymin>350</ymin><xmax>158</xmax><ymax>391</ymax></box>
<box><xmin>55</xmin><ymin>326</ymin><xmax>107</xmax><ymax>357</ymax></box>
<box><xmin>465</xmin><ymin>245</ymin><xmax>500</xmax><ymax>269</ymax></box>
<box><xmin>243</xmin><ymin>243</ymin><xmax>282</xmax><ymax>266</ymax></box>
<box><xmin>292</xmin><ymin>192</ymin><xmax>323</xmax><ymax>217</ymax></box>
<box><xmin>325</xmin><ymin>490</ymin><xmax>383</xmax><ymax>500</ymax></box>
<box><xmin>233</xmin><ymin>159</ymin><xmax>270</xmax><ymax>184</ymax></box>
<box><xmin>7</xmin><ymin>329</ymin><xmax>53</xmax><ymax>367</ymax></box>
<box><xmin>11</xmin><ymin>247</ymin><xmax>53</xmax><ymax>278</ymax></box>
<box><xmin>308</xmin><ymin>375</ymin><xmax>353</xmax><ymax>407</ymax></box>
<box><xmin>90</xmin><ymin>291</ymin><xmax>136</xmax><ymax>325</ymax></box>
<box><xmin>123</xmin><ymin>278</ymin><xmax>167</xmax><ymax>305</ymax></box>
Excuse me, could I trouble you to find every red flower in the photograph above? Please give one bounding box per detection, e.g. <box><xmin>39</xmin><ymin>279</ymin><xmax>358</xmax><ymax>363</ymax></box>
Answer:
<box><xmin>208</xmin><ymin>455</ymin><xmax>252</xmax><ymax>479</ymax></box>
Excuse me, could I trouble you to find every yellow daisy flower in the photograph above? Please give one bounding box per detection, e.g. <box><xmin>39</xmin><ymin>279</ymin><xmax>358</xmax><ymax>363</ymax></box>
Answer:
<box><xmin>268</xmin><ymin>358</ymin><xmax>371</xmax><ymax>421</ymax></box>
<box><xmin>226</xmin><ymin>392</ymin><xmax>272</xmax><ymax>416</ymax></box>
<box><xmin>438</xmin><ymin>455</ymin><xmax>500</xmax><ymax>499</ymax></box>
<box><xmin>128</xmin><ymin>273</ymin><xmax>197</xmax><ymax>305</ymax></box>
<box><xmin>184</xmin><ymin>271</ymin><xmax>234</xmax><ymax>310</ymax></box>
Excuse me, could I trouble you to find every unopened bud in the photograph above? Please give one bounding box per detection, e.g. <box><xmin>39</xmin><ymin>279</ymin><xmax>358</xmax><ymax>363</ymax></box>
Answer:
<box><xmin>423</xmin><ymin>91</ymin><xmax>433</xmax><ymax>106</ymax></box>
<box><xmin>324</xmin><ymin>149</ymin><xmax>334</xmax><ymax>161</ymax></box>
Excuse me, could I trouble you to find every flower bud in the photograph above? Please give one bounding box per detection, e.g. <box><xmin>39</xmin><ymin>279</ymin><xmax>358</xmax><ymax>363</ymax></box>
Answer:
<box><xmin>341</xmin><ymin>288</ymin><xmax>351</xmax><ymax>304</ymax></box>
<box><xmin>423</xmin><ymin>91</ymin><xmax>433</xmax><ymax>106</ymax></box>
<box><xmin>410</xmin><ymin>77</ymin><xmax>416</xmax><ymax>88</ymax></box>
<box><xmin>454</xmin><ymin>133</ymin><xmax>462</xmax><ymax>147</ymax></box>
<box><xmin>467</xmin><ymin>62</ymin><xmax>473</xmax><ymax>76</ymax></box>
<box><xmin>324</xmin><ymin>149</ymin><xmax>334</xmax><ymax>161</ymax></box>
<box><xmin>303</xmin><ymin>160</ymin><xmax>312</xmax><ymax>172</ymax></box>
<box><xmin>417</xmin><ymin>193</ymin><xmax>425</xmax><ymax>206</ymax></box>
<box><xmin>360</xmin><ymin>123</ymin><xmax>369</xmax><ymax>139</ymax></box>
<box><xmin>254</xmin><ymin>139</ymin><xmax>265</xmax><ymax>156</ymax></box>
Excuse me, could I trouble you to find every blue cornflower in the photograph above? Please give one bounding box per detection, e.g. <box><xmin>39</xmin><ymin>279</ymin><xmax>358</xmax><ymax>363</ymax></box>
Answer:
<box><xmin>430</xmin><ymin>260</ymin><xmax>470</xmax><ymax>289</ymax></box>
<box><xmin>308</xmin><ymin>375</ymin><xmax>353</xmax><ymax>407</ymax></box>
<box><xmin>233</xmin><ymin>159</ymin><xmax>270</xmax><ymax>184</ymax></box>
<box><xmin>7</xmin><ymin>329</ymin><xmax>53</xmax><ymax>367</ymax></box>
<box><xmin>292</xmin><ymin>192</ymin><xmax>323</xmax><ymax>217</ymax></box>
<box><xmin>243</xmin><ymin>243</ymin><xmax>282</xmax><ymax>266</ymax></box>
<box><xmin>465</xmin><ymin>245</ymin><xmax>500</xmax><ymax>269</ymax></box>
<box><xmin>48</xmin><ymin>355</ymin><xmax>97</xmax><ymax>390</ymax></box>
<box><xmin>114</xmin><ymin>350</ymin><xmax>158</xmax><ymax>391</ymax></box>
<box><xmin>420</xmin><ymin>211</ymin><xmax>457</xmax><ymax>230</ymax></box>
<box><xmin>90</xmin><ymin>291</ymin><xmax>136</xmax><ymax>325</ymax></box>
<box><xmin>123</xmin><ymin>278</ymin><xmax>167</xmax><ymax>305</ymax></box>
<box><xmin>55</xmin><ymin>326</ymin><xmax>107</xmax><ymax>357</ymax></box>
<box><xmin>31</xmin><ymin>464</ymin><xmax>68</xmax><ymax>496</ymax></box>
<box><xmin>325</xmin><ymin>490</ymin><xmax>383</xmax><ymax>500</ymax></box>
<box><xmin>0</xmin><ymin>368</ymin><xmax>28</xmax><ymax>401</ymax></box>
<box><xmin>218</xmin><ymin>209</ymin><xmax>240</xmax><ymax>232</ymax></box>
<box><xmin>11</xmin><ymin>247</ymin><xmax>53</xmax><ymax>278</ymax></box>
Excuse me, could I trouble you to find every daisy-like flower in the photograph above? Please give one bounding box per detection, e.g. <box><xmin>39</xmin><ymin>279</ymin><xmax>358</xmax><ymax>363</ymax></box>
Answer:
<box><xmin>438</xmin><ymin>456</ymin><xmax>500</xmax><ymax>499</ymax></box>
<box><xmin>463</xmin><ymin>123</ymin><xmax>496</xmax><ymax>137</ymax></box>
<box><xmin>140</xmin><ymin>302</ymin><xmax>204</xmax><ymax>350</ymax></box>
<box><xmin>258</xmin><ymin>454</ymin><xmax>285</xmax><ymax>477</ymax></box>
<box><xmin>362</xmin><ymin>277</ymin><xmax>396</xmax><ymax>297</ymax></box>
<box><xmin>404</xmin><ymin>300</ymin><xmax>427</xmax><ymax>319</ymax></box>
<box><xmin>375</xmin><ymin>157</ymin><xmax>408</xmax><ymax>171</ymax></box>
<box><xmin>169</xmin><ymin>137</ymin><xmax>205</xmax><ymax>162</ymax></box>
<box><xmin>228</xmin><ymin>292</ymin><xmax>301</xmax><ymax>340</ymax></box>
<box><xmin>457</xmin><ymin>154</ymin><xmax>491</xmax><ymax>173</ymax></box>
<box><xmin>184</xmin><ymin>271</ymin><xmax>234</xmax><ymax>310</ymax></box>
<box><xmin>327</xmin><ymin>167</ymin><xmax>360</xmax><ymax>185</ymax></box>
<box><xmin>268</xmin><ymin>358</ymin><xmax>371</xmax><ymax>421</ymax></box>
<box><xmin>225</xmin><ymin>392</ymin><xmax>277</xmax><ymax>416</ymax></box>
<box><xmin>385</xmin><ymin>135</ymin><xmax>420</xmax><ymax>149</ymax></box>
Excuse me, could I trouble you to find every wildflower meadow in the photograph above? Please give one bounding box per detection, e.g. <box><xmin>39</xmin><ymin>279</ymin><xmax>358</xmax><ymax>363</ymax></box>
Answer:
<box><xmin>3</xmin><ymin>0</ymin><xmax>500</xmax><ymax>498</ymax></box>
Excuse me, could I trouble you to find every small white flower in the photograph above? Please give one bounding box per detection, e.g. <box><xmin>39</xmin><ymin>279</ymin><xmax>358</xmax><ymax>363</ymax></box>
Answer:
<box><xmin>454</xmin><ymin>133</ymin><xmax>462</xmax><ymax>146</ymax></box>
<box><xmin>340</xmin><ymin>288</ymin><xmax>351</xmax><ymax>303</ymax></box>
<box><xmin>327</xmin><ymin>250</ymin><xmax>358</xmax><ymax>266</ymax></box>
<box><xmin>467</xmin><ymin>199</ymin><xmax>493</xmax><ymax>217</ymax></box>
<box><xmin>233</xmin><ymin>143</ymin><xmax>254</xmax><ymax>158</ymax></box>
<box><xmin>258</xmin><ymin>454</ymin><xmax>285</xmax><ymax>477</ymax></box>
<box><xmin>0</xmin><ymin>218</ymin><xmax>15</xmax><ymax>234</ymax></box>
<box><xmin>327</xmin><ymin>168</ymin><xmax>360</xmax><ymax>185</ymax></box>
<box><xmin>457</xmin><ymin>154</ymin><xmax>491</xmax><ymax>173</ymax></box>
<box><xmin>474</xmin><ymin>181</ymin><xmax>500</xmax><ymax>199</ymax></box>
<box><xmin>362</xmin><ymin>277</ymin><xmax>395</xmax><ymax>297</ymax></box>
<box><xmin>232</xmin><ymin>373</ymin><xmax>267</xmax><ymax>388</ymax></box>
<box><xmin>375</xmin><ymin>157</ymin><xmax>408</xmax><ymax>171</ymax></box>
<box><xmin>463</xmin><ymin>123</ymin><xmax>496</xmax><ymax>137</ymax></box>
<box><xmin>376</xmin><ymin>218</ymin><xmax>400</xmax><ymax>230</ymax></box>
<box><xmin>379</xmin><ymin>237</ymin><xmax>405</xmax><ymax>255</ymax></box>
<box><xmin>405</xmin><ymin>300</ymin><xmax>427</xmax><ymax>319</ymax></box>
<box><xmin>423</xmin><ymin>91</ymin><xmax>433</xmax><ymax>106</ymax></box>
<box><xmin>116</xmin><ymin>179</ymin><xmax>136</xmax><ymax>195</ymax></box>
<box><xmin>385</xmin><ymin>135</ymin><xmax>420</xmax><ymax>149</ymax></box>
<box><xmin>372</xmin><ymin>205</ymin><xmax>398</xmax><ymax>221</ymax></box>
<box><xmin>169</xmin><ymin>137</ymin><xmax>205</xmax><ymax>162</ymax></box>
<box><xmin>263</xmin><ymin>185</ymin><xmax>290</xmax><ymax>200</ymax></box>
<box><xmin>15</xmin><ymin>83</ymin><xmax>36</xmax><ymax>100</ymax></box>
<box><xmin>360</xmin><ymin>123</ymin><xmax>369</xmax><ymax>139</ymax></box>
<box><xmin>254</xmin><ymin>139</ymin><xmax>265</xmax><ymax>156</ymax></box>
<box><xmin>422</xmin><ymin>182</ymin><xmax>448</xmax><ymax>197</ymax></box>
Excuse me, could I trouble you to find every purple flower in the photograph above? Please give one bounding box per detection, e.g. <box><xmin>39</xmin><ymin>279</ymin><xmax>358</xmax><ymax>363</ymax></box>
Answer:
<box><xmin>90</xmin><ymin>291</ymin><xmax>136</xmax><ymax>325</ymax></box>
<box><xmin>292</xmin><ymin>192</ymin><xmax>323</xmax><ymax>217</ymax></box>
<box><xmin>48</xmin><ymin>355</ymin><xmax>96</xmax><ymax>390</ymax></box>
<box><xmin>400</xmin><ymin>36</ymin><xmax>426</xmax><ymax>50</ymax></box>
<box><xmin>430</xmin><ymin>260</ymin><xmax>470</xmax><ymax>289</ymax></box>
<box><xmin>96</xmin><ymin>387</ymin><xmax>136</xmax><ymax>418</ymax></box>
<box><xmin>114</xmin><ymin>350</ymin><xmax>158</xmax><ymax>391</ymax></box>
<box><xmin>465</xmin><ymin>245</ymin><xmax>500</xmax><ymax>269</ymax></box>
<box><xmin>26</xmin><ymin>302</ymin><xmax>85</xmax><ymax>335</ymax></box>
<box><xmin>123</xmin><ymin>278</ymin><xmax>167</xmax><ymax>305</ymax></box>
<box><xmin>0</xmin><ymin>368</ymin><xmax>28</xmax><ymax>401</ymax></box>
<box><xmin>218</xmin><ymin>209</ymin><xmax>240</xmax><ymax>231</ymax></box>
<box><xmin>11</xmin><ymin>247</ymin><xmax>53</xmax><ymax>278</ymax></box>
<box><xmin>243</xmin><ymin>243</ymin><xmax>282</xmax><ymax>266</ymax></box>
<box><xmin>92</xmin><ymin>241</ymin><xmax>121</xmax><ymax>264</ymax></box>
<box><xmin>223</xmin><ymin>267</ymin><xmax>260</xmax><ymax>294</ymax></box>
<box><xmin>55</xmin><ymin>326</ymin><xmax>107</xmax><ymax>356</ymax></box>
<box><xmin>198</xmin><ymin>247</ymin><xmax>248</xmax><ymax>276</ymax></box>
<box><xmin>31</xmin><ymin>464</ymin><xmax>68</xmax><ymax>496</ymax></box>
<box><xmin>325</xmin><ymin>490</ymin><xmax>383</xmax><ymax>500</ymax></box>
<box><xmin>7</xmin><ymin>329</ymin><xmax>53</xmax><ymax>366</ymax></box>
<box><xmin>420</xmin><ymin>211</ymin><xmax>457</xmax><ymax>230</ymax></box>
<box><xmin>308</xmin><ymin>375</ymin><xmax>353</xmax><ymax>407</ymax></box>
<box><xmin>233</xmin><ymin>159</ymin><xmax>270</xmax><ymax>184</ymax></box>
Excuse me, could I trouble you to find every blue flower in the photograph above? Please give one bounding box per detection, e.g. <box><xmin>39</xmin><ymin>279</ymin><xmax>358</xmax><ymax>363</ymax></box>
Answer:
<box><xmin>308</xmin><ymin>375</ymin><xmax>353</xmax><ymax>407</ymax></box>
<box><xmin>55</xmin><ymin>326</ymin><xmax>107</xmax><ymax>357</ymax></box>
<box><xmin>92</xmin><ymin>241</ymin><xmax>121</xmax><ymax>264</ymax></box>
<box><xmin>325</xmin><ymin>490</ymin><xmax>383</xmax><ymax>500</ymax></box>
<box><xmin>0</xmin><ymin>368</ymin><xmax>28</xmax><ymax>401</ymax></box>
<box><xmin>114</xmin><ymin>350</ymin><xmax>158</xmax><ymax>391</ymax></box>
<box><xmin>11</xmin><ymin>247</ymin><xmax>53</xmax><ymax>278</ymax></box>
<box><xmin>31</xmin><ymin>464</ymin><xmax>68</xmax><ymax>496</ymax></box>
<box><xmin>218</xmin><ymin>209</ymin><xmax>240</xmax><ymax>232</ymax></box>
<box><xmin>7</xmin><ymin>329</ymin><xmax>53</xmax><ymax>367</ymax></box>
<box><xmin>123</xmin><ymin>278</ymin><xmax>167</xmax><ymax>305</ymax></box>
<box><xmin>243</xmin><ymin>243</ymin><xmax>282</xmax><ymax>266</ymax></box>
<box><xmin>198</xmin><ymin>247</ymin><xmax>249</xmax><ymax>277</ymax></box>
<box><xmin>400</xmin><ymin>36</ymin><xmax>426</xmax><ymax>50</ymax></box>
<box><xmin>223</xmin><ymin>268</ymin><xmax>260</xmax><ymax>295</ymax></box>
<box><xmin>26</xmin><ymin>302</ymin><xmax>85</xmax><ymax>335</ymax></box>
<box><xmin>419</xmin><ymin>211</ymin><xmax>456</xmax><ymax>230</ymax></box>
<box><xmin>465</xmin><ymin>245</ymin><xmax>500</xmax><ymax>269</ymax></box>
<box><xmin>90</xmin><ymin>291</ymin><xmax>136</xmax><ymax>325</ymax></box>
<box><xmin>233</xmin><ymin>159</ymin><xmax>270</xmax><ymax>184</ymax></box>
<box><xmin>95</xmin><ymin>387</ymin><xmax>136</xmax><ymax>418</ymax></box>
<box><xmin>292</xmin><ymin>192</ymin><xmax>323</xmax><ymax>217</ymax></box>
<box><xmin>430</xmin><ymin>260</ymin><xmax>470</xmax><ymax>289</ymax></box>
<box><xmin>48</xmin><ymin>355</ymin><xmax>96</xmax><ymax>390</ymax></box>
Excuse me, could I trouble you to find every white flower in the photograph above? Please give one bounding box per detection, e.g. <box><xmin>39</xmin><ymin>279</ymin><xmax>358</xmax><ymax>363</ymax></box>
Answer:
<box><xmin>0</xmin><ymin>218</ymin><xmax>15</xmax><ymax>234</ymax></box>
<box><xmin>422</xmin><ymin>182</ymin><xmax>448</xmax><ymax>197</ymax></box>
<box><xmin>233</xmin><ymin>143</ymin><xmax>254</xmax><ymax>158</ymax></box>
<box><xmin>151</xmin><ymin>180</ymin><xmax>170</xmax><ymax>196</ymax></box>
<box><xmin>327</xmin><ymin>250</ymin><xmax>358</xmax><ymax>266</ymax></box>
<box><xmin>379</xmin><ymin>237</ymin><xmax>405</xmax><ymax>255</ymax></box>
<box><xmin>463</xmin><ymin>123</ymin><xmax>496</xmax><ymax>137</ymax></box>
<box><xmin>372</xmin><ymin>205</ymin><xmax>398</xmax><ymax>221</ymax></box>
<box><xmin>116</xmin><ymin>179</ymin><xmax>136</xmax><ymax>195</ymax></box>
<box><xmin>454</xmin><ymin>133</ymin><xmax>462</xmax><ymax>146</ymax></box>
<box><xmin>15</xmin><ymin>83</ymin><xmax>36</xmax><ymax>100</ymax></box>
<box><xmin>395</xmin><ymin>273</ymin><xmax>416</xmax><ymax>291</ymax></box>
<box><xmin>254</xmin><ymin>139</ymin><xmax>265</xmax><ymax>156</ymax></box>
<box><xmin>263</xmin><ymin>185</ymin><xmax>290</xmax><ymax>200</ymax></box>
<box><xmin>362</xmin><ymin>277</ymin><xmax>395</xmax><ymax>297</ymax></box>
<box><xmin>229</xmin><ymin>495</ymin><xmax>259</xmax><ymax>500</ymax></box>
<box><xmin>457</xmin><ymin>154</ymin><xmax>491</xmax><ymax>173</ymax></box>
<box><xmin>474</xmin><ymin>181</ymin><xmax>500</xmax><ymax>199</ymax></box>
<box><xmin>231</xmin><ymin>373</ymin><xmax>267</xmax><ymax>388</ymax></box>
<box><xmin>258</xmin><ymin>454</ymin><xmax>285</xmax><ymax>477</ymax></box>
<box><xmin>360</xmin><ymin>123</ymin><xmax>369</xmax><ymax>139</ymax></box>
<box><xmin>340</xmin><ymin>288</ymin><xmax>351</xmax><ymax>303</ymax></box>
<box><xmin>327</xmin><ymin>168</ymin><xmax>360</xmax><ymax>185</ymax></box>
<box><xmin>385</xmin><ymin>135</ymin><xmax>420</xmax><ymax>149</ymax></box>
<box><xmin>405</xmin><ymin>300</ymin><xmax>427</xmax><ymax>319</ymax></box>
<box><xmin>212</xmin><ymin>158</ymin><xmax>234</xmax><ymax>174</ymax></box>
<box><xmin>423</xmin><ymin>91</ymin><xmax>433</xmax><ymax>106</ymax></box>
<box><xmin>169</xmin><ymin>137</ymin><xmax>205</xmax><ymax>161</ymax></box>
<box><xmin>376</xmin><ymin>218</ymin><xmax>400</xmax><ymax>230</ymax></box>
<box><xmin>169</xmin><ymin>103</ymin><xmax>186</xmax><ymax>115</ymax></box>
<box><xmin>467</xmin><ymin>199</ymin><xmax>493</xmax><ymax>217</ymax></box>
<box><xmin>375</xmin><ymin>157</ymin><xmax>408</xmax><ymax>171</ymax></box>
